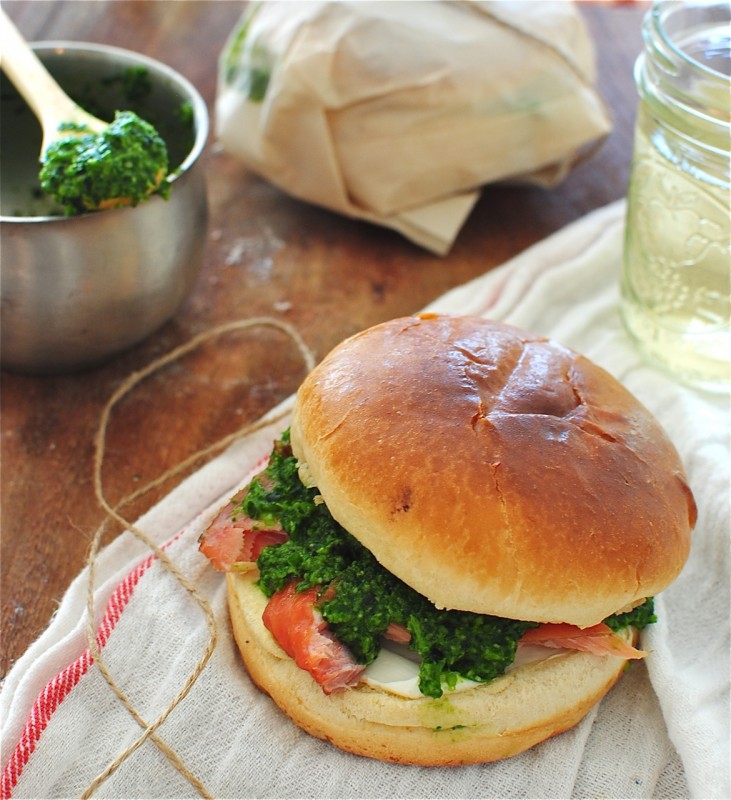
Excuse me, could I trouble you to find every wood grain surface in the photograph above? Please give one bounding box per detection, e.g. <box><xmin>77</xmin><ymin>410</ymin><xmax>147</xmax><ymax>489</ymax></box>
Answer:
<box><xmin>1</xmin><ymin>0</ymin><xmax>648</xmax><ymax>677</ymax></box>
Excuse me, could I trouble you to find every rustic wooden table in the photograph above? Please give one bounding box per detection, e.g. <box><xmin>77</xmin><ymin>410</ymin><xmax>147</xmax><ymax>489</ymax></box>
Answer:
<box><xmin>1</xmin><ymin>0</ymin><xmax>648</xmax><ymax>678</ymax></box>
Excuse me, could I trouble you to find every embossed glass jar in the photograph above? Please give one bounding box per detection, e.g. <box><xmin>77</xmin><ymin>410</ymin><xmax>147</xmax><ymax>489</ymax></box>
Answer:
<box><xmin>621</xmin><ymin>1</ymin><xmax>730</xmax><ymax>393</ymax></box>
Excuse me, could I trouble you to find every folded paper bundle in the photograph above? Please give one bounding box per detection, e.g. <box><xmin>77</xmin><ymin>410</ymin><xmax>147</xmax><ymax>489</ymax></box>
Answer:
<box><xmin>216</xmin><ymin>0</ymin><xmax>611</xmax><ymax>255</ymax></box>
<box><xmin>2</xmin><ymin>202</ymin><xmax>728</xmax><ymax>799</ymax></box>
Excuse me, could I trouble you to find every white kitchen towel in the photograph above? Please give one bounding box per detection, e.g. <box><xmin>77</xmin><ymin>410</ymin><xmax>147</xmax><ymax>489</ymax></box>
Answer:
<box><xmin>2</xmin><ymin>200</ymin><xmax>729</xmax><ymax>799</ymax></box>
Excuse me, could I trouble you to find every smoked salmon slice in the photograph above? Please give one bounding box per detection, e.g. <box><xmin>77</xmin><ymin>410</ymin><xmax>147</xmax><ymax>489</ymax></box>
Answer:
<box><xmin>262</xmin><ymin>581</ymin><xmax>365</xmax><ymax>694</ymax></box>
<box><xmin>519</xmin><ymin>622</ymin><xmax>648</xmax><ymax>659</ymax></box>
<box><xmin>384</xmin><ymin>622</ymin><xmax>411</xmax><ymax>644</ymax></box>
<box><xmin>199</xmin><ymin>495</ymin><xmax>287</xmax><ymax>572</ymax></box>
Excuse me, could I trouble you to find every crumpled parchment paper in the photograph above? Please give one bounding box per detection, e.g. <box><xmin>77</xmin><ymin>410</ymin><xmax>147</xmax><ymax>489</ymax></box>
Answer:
<box><xmin>216</xmin><ymin>0</ymin><xmax>611</xmax><ymax>254</ymax></box>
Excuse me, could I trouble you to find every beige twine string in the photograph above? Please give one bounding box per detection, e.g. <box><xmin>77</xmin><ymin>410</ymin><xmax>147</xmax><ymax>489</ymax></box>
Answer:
<box><xmin>82</xmin><ymin>317</ymin><xmax>315</xmax><ymax>799</ymax></box>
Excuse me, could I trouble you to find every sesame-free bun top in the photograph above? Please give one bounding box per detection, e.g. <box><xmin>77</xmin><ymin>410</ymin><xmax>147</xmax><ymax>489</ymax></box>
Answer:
<box><xmin>290</xmin><ymin>314</ymin><xmax>696</xmax><ymax>627</ymax></box>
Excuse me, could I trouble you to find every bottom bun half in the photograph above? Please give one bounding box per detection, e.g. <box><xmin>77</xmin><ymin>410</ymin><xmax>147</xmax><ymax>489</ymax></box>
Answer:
<box><xmin>226</xmin><ymin>572</ymin><xmax>634</xmax><ymax>766</ymax></box>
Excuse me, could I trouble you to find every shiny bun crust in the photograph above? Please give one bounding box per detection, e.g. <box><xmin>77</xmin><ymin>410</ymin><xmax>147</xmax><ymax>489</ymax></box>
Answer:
<box><xmin>227</xmin><ymin>571</ymin><xmax>635</xmax><ymax>765</ymax></box>
<box><xmin>290</xmin><ymin>314</ymin><xmax>695</xmax><ymax>627</ymax></box>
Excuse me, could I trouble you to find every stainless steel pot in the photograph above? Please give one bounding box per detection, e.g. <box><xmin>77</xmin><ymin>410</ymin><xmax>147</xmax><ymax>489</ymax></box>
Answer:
<box><xmin>0</xmin><ymin>42</ymin><xmax>209</xmax><ymax>373</ymax></box>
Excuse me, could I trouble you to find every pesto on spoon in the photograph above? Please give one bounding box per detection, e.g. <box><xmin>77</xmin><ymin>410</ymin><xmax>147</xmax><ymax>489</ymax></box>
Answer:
<box><xmin>0</xmin><ymin>8</ymin><xmax>169</xmax><ymax>215</ymax></box>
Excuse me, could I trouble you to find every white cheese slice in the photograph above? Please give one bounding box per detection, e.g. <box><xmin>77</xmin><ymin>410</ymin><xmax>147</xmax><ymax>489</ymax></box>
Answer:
<box><xmin>362</xmin><ymin>640</ymin><xmax>568</xmax><ymax>699</ymax></box>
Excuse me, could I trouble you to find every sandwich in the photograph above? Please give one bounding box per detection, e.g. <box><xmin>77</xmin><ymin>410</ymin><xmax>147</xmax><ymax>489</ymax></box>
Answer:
<box><xmin>199</xmin><ymin>314</ymin><xmax>696</xmax><ymax>765</ymax></box>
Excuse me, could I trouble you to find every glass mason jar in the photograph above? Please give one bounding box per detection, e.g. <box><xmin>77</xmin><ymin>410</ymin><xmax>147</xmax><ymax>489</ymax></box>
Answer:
<box><xmin>620</xmin><ymin>0</ymin><xmax>730</xmax><ymax>394</ymax></box>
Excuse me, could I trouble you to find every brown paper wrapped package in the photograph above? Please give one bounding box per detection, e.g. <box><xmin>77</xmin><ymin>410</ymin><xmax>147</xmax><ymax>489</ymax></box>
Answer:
<box><xmin>216</xmin><ymin>0</ymin><xmax>611</xmax><ymax>254</ymax></box>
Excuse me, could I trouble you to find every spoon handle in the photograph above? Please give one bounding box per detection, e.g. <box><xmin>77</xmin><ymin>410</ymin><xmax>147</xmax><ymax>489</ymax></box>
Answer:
<box><xmin>0</xmin><ymin>8</ymin><xmax>104</xmax><ymax>148</ymax></box>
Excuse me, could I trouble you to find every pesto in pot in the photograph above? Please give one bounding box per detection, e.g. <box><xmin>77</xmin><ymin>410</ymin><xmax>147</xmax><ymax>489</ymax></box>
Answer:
<box><xmin>39</xmin><ymin>109</ymin><xmax>169</xmax><ymax>215</ymax></box>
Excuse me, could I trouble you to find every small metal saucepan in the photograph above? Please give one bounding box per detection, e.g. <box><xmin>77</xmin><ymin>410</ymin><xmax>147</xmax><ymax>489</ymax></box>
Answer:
<box><xmin>0</xmin><ymin>42</ymin><xmax>209</xmax><ymax>373</ymax></box>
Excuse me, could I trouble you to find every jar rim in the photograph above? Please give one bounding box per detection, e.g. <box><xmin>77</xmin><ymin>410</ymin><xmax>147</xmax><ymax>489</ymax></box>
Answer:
<box><xmin>649</xmin><ymin>0</ymin><xmax>731</xmax><ymax>83</ymax></box>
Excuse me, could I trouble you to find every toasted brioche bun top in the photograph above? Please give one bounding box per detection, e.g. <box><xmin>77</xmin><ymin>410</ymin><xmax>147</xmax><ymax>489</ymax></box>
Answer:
<box><xmin>290</xmin><ymin>314</ymin><xmax>695</xmax><ymax>627</ymax></box>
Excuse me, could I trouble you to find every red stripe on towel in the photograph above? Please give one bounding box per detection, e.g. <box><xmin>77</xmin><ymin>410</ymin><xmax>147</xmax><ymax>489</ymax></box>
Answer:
<box><xmin>1</xmin><ymin>453</ymin><xmax>273</xmax><ymax>799</ymax></box>
<box><xmin>1</xmin><ymin>553</ymin><xmax>154</xmax><ymax>799</ymax></box>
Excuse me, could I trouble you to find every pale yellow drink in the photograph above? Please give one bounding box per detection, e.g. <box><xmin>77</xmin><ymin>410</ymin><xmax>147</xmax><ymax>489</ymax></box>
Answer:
<box><xmin>621</xmin><ymin>7</ymin><xmax>730</xmax><ymax>394</ymax></box>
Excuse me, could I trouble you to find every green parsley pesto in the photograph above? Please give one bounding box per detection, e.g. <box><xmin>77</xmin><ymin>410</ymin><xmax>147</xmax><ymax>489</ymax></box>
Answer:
<box><xmin>39</xmin><ymin>110</ymin><xmax>169</xmax><ymax>215</ymax></box>
<box><xmin>102</xmin><ymin>65</ymin><xmax>154</xmax><ymax>104</ymax></box>
<box><xmin>244</xmin><ymin>431</ymin><xmax>656</xmax><ymax>699</ymax></box>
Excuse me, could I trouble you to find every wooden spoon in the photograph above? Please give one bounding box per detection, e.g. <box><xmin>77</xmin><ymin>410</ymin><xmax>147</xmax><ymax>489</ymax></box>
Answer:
<box><xmin>0</xmin><ymin>8</ymin><xmax>166</xmax><ymax>211</ymax></box>
<box><xmin>0</xmin><ymin>8</ymin><xmax>107</xmax><ymax>151</ymax></box>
